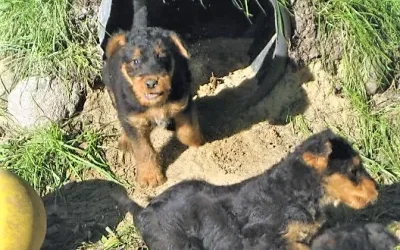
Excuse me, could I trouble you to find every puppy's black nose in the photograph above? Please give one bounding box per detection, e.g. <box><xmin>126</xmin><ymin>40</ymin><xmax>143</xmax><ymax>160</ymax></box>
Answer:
<box><xmin>145</xmin><ymin>79</ymin><xmax>158</xmax><ymax>89</ymax></box>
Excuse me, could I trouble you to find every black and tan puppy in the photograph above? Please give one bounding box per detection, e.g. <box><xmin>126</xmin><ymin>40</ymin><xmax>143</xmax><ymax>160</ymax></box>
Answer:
<box><xmin>102</xmin><ymin>1</ymin><xmax>204</xmax><ymax>187</ymax></box>
<box><xmin>311</xmin><ymin>223</ymin><xmax>399</xmax><ymax>250</ymax></box>
<box><xmin>113</xmin><ymin>129</ymin><xmax>379</xmax><ymax>250</ymax></box>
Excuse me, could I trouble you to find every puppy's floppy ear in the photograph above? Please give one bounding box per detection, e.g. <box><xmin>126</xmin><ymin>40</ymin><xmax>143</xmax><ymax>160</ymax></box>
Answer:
<box><xmin>302</xmin><ymin>141</ymin><xmax>333</xmax><ymax>173</ymax></box>
<box><xmin>105</xmin><ymin>33</ymin><xmax>127</xmax><ymax>58</ymax></box>
<box><xmin>169</xmin><ymin>32</ymin><xmax>190</xmax><ymax>59</ymax></box>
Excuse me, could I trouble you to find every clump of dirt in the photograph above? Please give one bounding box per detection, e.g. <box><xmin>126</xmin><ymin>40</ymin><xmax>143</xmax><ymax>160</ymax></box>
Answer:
<box><xmin>300</xmin><ymin>62</ymin><xmax>356</xmax><ymax>133</ymax></box>
<box><xmin>289</xmin><ymin>0</ymin><xmax>320</xmax><ymax>66</ymax></box>
<box><xmin>289</xmin><ymin>0</ymin><xmax>345</xmax><ymax>75</ymax></box>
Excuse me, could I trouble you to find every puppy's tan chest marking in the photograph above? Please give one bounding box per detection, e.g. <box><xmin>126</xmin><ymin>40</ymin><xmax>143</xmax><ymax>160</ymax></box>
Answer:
<box><xmin>147</xmin><ymin>107</ymin><xmax>170</xmax><ymax>128</ymax></box>
<box><xmin>127</xmin><ymin>96</ymin><xmax>189</xmax><ymax>128</ymax></box>
<box><xmin>283</xmin><ymin>220</ymin><xmax>324</xmax><ymax>247</ymax></box>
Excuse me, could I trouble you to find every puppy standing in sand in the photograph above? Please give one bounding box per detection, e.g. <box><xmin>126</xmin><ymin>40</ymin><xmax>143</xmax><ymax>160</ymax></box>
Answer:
<box><xmin>102</xmin><ymin>0</ymin><xmax>204</xmax><ymax>188</ymax></box>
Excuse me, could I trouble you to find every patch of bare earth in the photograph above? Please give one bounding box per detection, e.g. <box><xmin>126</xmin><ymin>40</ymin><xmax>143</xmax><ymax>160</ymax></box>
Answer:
<box><xmin>43</xmin><ymin>55</ymin><xmax>357</xmax><ymax>249</ymax></box>
<box><xmin>76</xmin><ymin>60</ymin><xmax>355</xmax><ymax>206</ymax></box>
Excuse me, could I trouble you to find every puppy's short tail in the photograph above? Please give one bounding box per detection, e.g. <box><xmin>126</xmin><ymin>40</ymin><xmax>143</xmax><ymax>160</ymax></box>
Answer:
<box><xmin>111</xmin><ymin>191</ymin><xmax>143</xmax><ymax>216</ymax></box>
<box><xmin>132</xmin><ymin>0</ymin><xmax>148</xmax><ymax>29</ymax></box>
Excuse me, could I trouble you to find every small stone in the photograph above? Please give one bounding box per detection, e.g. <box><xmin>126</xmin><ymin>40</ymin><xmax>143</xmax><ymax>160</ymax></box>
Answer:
<box><xmin>365</xmin><ymin>80</ymin><xmax>379</xmax><ymax>95</ymax></box>
<box><xmin>7</xmin><ymin>76</ymin><xmax>82</xmax><ymax>129</ymax></box>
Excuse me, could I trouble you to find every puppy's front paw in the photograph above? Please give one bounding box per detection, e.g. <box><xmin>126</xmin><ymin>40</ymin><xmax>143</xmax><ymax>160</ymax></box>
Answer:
<box><xmin>136</xmin><ymin>162</ymin><xmax>166</xmax><ymax>188</ymax></box>
<box><xmin>118</xmin><ymin>132</ymin><xmax>132</xmax><ymax>152</ymax></box>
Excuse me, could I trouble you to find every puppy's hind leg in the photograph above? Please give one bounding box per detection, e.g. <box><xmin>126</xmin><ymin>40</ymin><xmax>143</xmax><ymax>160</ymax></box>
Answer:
<box><xmin>194</xmin><ymin>197</ymin><xmax>249</xmax><ymax>250</ymax></box>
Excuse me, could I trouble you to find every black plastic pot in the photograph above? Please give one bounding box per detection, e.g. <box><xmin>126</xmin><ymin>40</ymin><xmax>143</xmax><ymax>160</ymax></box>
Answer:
<box><xmin>97</xmin><ymin>0</ymin><xmax>291</xmax><ymax>108</ymax></box>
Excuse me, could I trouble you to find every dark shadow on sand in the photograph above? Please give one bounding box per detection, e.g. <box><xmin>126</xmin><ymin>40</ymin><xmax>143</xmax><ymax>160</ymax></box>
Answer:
<box><xmin>41</xmin><ymin>180</ymin><xmax>127</xmax><ymax>250</ymax></box>
<box><xmin>159</xmin><ymin>61</ymin><xmax>311</xmax><ymax>169</ymax></box>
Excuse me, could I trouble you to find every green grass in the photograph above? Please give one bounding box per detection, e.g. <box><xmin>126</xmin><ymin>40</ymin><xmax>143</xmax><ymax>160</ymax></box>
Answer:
<box><xmin>289</xmin><ymin>114</ymin><xmax>313</xmax><ymax>137</ymax></box>
<box><xmin>0</xmin><ymin>0</ymin><xmax>101</xmax><ymax>86</ymax></box>
<box><xmin>233</xmin><ymin>0</ymin><xmax>289</xmax><ymax>26</ymax></box>
<box><xmin>79</xmin><ymin>223</ymin><xmax>147</xmax><ymax>250</ymax></box>
<box><xmin>313</xmin><ymin>0</ymin><xmax>400</xmax><ymax>184</ymax></box>
<box><xmin>0</xmin><ymin>0</ymin><xmax>106</xmax><ymax>194</ymax></box>
<box><xmin>0</xmin><ymin>124</ymin><xmax>120</xmax><ymax>195</ymax></box>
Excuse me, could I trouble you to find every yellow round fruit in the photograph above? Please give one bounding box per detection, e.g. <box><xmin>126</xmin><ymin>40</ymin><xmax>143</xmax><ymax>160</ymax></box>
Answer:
<box><xmin>0</xmin><ymin>169</ymin><xmax>47</xmax><ymax>250</ymax></box>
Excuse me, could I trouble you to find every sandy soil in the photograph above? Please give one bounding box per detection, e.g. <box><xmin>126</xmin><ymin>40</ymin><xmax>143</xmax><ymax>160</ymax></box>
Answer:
<box><xmin>40</xmin><ymin>56</ymin><xmax>376</xmax><ymax>249</ymax></box>
<box><xmin>78</xmin><ymin>59</ymin><xmax>354</xmax><ymax>204</ymax></box>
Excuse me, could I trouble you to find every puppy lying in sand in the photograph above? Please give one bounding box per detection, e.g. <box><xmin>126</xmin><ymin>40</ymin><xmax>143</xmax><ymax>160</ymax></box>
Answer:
<box><xmin>114</xmin><ymin>129</ymin><xmax>378</xmax><ymax>250</ymax></box>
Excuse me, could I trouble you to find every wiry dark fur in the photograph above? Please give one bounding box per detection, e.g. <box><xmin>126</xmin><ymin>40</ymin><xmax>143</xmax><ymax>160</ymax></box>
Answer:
<box><xmin>102</xmin><ymin>27</ymin><xmax>192</xmax><ymax>128</ymax></box>
<box><xmin>102</xmin><ymin>0</ymin><xmax>192</xmax><ymax>131</ymax></box>
<box><xmin>114</xmin><ymin>129</ymin><xmax>378</xmax><ymax>249</ymax></box>
<box><xmin>311</xmin><ymin>223</ymin><xmax>399</xmax><ymax>250</ymax></box>
<box><xmin>102</xmin><ymin>0</ymin><xmax>203</xmax><ymax>187</ymax></box>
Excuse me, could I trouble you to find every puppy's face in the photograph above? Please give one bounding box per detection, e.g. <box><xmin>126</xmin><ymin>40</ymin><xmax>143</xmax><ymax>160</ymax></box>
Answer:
<box><xmin>122</xmin><ymin>39</ymin><xmax>173</xmax><ymax>106</ymax></box>
<box><xmin>301</xmin><ymin>131</ymin><xmax>378</xmax><ymax>210</ymax></box>
<box><xmin>106</xmin><ymin>29</ymin><xmax>190</xmax><ymax>107</ymax></box>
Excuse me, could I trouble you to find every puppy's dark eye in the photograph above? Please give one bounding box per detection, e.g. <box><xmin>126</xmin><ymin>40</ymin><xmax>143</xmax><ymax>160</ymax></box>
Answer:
<box><xmin>133</xmin><ymin>59</ymin><xmax>140</xmax><ymax>65</ymax></box>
